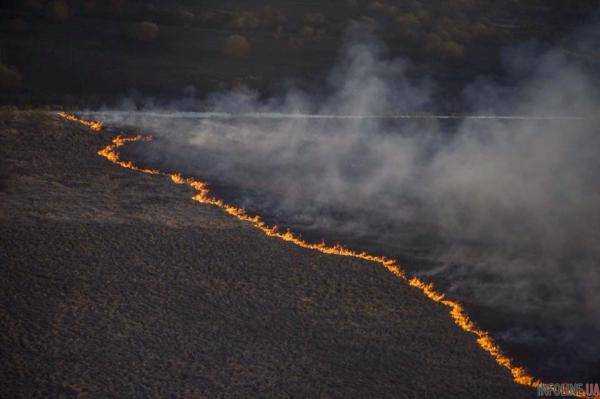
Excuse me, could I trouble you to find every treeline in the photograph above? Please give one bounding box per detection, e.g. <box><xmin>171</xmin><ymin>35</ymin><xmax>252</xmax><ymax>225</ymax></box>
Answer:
<box><xmin>0</xmin><ymin>0</ymin><xmax>597</xmax><ymax>106</ymax></box>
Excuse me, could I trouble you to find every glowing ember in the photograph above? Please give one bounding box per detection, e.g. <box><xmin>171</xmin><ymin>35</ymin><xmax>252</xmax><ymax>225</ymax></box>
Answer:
<box><xmin>59</xmin><ymin>112</ymin><xmax>552</xmax><ymax>392</ymax></box>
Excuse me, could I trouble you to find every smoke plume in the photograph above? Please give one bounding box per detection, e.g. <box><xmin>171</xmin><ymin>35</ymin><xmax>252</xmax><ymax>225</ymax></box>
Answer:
<box><xmin>89</xmin><ymin>29</ymin><xmax>600</xmax><ymax>380</ymax></box>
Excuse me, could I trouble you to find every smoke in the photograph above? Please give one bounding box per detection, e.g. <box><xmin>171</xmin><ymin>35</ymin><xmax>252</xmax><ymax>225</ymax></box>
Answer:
<box><xmin>89</xmin><ymin>28</ymin><xmax>600</xmax><ymax>379</ymax></box>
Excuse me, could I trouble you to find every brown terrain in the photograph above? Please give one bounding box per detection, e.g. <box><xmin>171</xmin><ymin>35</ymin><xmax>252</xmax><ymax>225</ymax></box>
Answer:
<box><xmin>0</xmin><ymin>109</ymin><xmax>534</xmax><ymax>397</ymax></box>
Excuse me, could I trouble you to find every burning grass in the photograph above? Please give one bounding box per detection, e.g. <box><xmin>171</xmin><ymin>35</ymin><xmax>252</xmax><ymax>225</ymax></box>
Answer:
<box><xmin>0</xmin><ymin>109</ymin><xmax>544</xmax><ymax>397</ymax></box>
<box><xmin>60</xmin><ymin>112</ymin><xmax>545</xmax><ymax>392</ymax></box>
<box><xmin>57</xmin><ymin>112</ymin><xmax>104</xmax><ymax>132</ymax></box>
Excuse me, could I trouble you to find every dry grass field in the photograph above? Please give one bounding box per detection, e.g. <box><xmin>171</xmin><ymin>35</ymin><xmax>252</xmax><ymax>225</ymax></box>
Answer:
<box><xmin>0</xmin><ymin>110</ymin><xmax>534</xmax><ymax>397</ymax></box>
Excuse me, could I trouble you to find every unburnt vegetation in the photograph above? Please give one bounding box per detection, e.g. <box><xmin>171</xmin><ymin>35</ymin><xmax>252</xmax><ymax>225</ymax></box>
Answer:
<box><xmin>0</xmin><ymin>110</ymin><xmax>535</xmax><ymax>397</ymax></box>
<box><xmin>0</xmin><ymin>1</ymin><xmax>597</xmax><ymax>108</ymax></box>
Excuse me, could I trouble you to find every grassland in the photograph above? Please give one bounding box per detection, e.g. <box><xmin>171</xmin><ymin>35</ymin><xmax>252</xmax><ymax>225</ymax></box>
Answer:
<box><xmin>0</xmin><ymin>110</ymin><xmax>537</xmax><ymax>397</ymax></box>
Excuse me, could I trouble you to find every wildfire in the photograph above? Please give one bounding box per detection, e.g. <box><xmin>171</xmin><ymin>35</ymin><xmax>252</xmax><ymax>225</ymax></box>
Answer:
<box><xmin>59</xmin><ymin>112</ymin><xmax>548</xmax><ymax>392</ymax></box>
<box><xmin>408</xmin><ymin>277</ymin><xmax>539</xmax><ymax>387</ymax></box>
<box><xmin>96</xmin><ymin>134</ymin><xmax>160</xmax><ymax>175</ymax></box>
<box><xmin>57</xmin><ymin>112</ymin><xmax>104</xmax><ymax>132</ymax></box>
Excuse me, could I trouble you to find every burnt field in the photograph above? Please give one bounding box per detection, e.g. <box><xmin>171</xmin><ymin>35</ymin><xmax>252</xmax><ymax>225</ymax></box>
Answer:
<box><xmin>0</xmin><ymin>110</ymin><xmax>538</xmax><ymax>397</ymax></box>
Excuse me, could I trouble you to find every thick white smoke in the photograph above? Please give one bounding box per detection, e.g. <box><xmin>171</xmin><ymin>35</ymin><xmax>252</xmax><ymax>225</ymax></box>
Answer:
<box><xmin>88</xmin><ymin>29</ymin><xmax>600</xmax><ymax>379</ymax></box>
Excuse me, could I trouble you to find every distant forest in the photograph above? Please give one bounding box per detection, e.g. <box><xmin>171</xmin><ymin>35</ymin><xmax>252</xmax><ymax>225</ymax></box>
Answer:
<box><xmin>0</xmin><ymin>0</ymin><xmax>598</xmax><ymax>108</ymax></box>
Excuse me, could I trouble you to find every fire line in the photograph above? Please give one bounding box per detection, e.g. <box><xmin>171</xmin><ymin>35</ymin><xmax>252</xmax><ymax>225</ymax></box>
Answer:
<box><xmin>58</xmin><ymin>111</ymin><xmax>104</xmax><ymax>132</ymax></box>
<box><xmin>58</xmin><ymin>111</ymin><xmax>554</xmax><ymax>393</ymax></box>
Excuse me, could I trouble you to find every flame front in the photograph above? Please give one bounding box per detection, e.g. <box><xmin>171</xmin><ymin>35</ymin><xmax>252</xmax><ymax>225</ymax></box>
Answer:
<box><xmin>59</xmin><ymin>112</ymin><xmax>552</xmax><ymax>392</ymax></box>
<box><xmin>96</xmin><ymin>134</ymin><xmax>160</xmax><ymax>174</ymax></box>
<box><xmin>57</xmin><ymin>112</ymin><xmax>104</xmax><ymax>132</ymax></box>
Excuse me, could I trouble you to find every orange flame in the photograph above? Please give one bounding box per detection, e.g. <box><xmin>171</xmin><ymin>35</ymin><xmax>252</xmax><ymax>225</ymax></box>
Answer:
<box><xmin>96</xmin><ymin>134</ymin><xmax>160</xmax><ymax>174</ymax></box>
<box><xmin>408</xmin><ymin>277</ymin><xmax>539</xmax><ymax>387</ymax></box>
<box><xmin>57</xmin><ymin>112</ymin><xmax>104</xmax><ymax>132</ymax></box>
<box><xmin>59</xmin><ymin>112</ymin><xmax>551</xmax><ymax>392</ymax></box>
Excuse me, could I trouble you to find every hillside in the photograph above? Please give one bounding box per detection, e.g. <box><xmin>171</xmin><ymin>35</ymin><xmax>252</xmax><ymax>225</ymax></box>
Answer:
<box><xmin>0</xmin><ymin>110</ymin><xmax>535</xmax><ymax>397</ymax></box>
